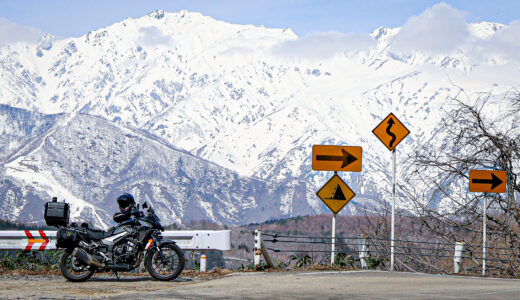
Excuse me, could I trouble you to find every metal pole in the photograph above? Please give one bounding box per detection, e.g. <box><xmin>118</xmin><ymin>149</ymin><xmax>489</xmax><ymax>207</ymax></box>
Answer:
<box><xmin>331</xmin><ymin>213</ymin><xmax>336</xmax><ymax>265</ymax></box>
<box><xmin>391</xmin><ymin>149</ymin><xmax>396</xmax><ymax>271</ymax></box>
<box><xmin>482</xmin><ymin>198</ymin><xmax>487</xmax><ymax>276</ymax></box>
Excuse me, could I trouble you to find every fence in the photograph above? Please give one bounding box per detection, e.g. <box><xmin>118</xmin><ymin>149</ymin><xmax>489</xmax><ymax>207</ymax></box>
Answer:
<box><xmin>253</xmin><ymin>230</ymin><xmax>520</xmax><ymax>275</ymax></box>
<box><xmin>0</xmin><ymin>230</ymin><xmax>231</xmax><ymax>272</ymax></box>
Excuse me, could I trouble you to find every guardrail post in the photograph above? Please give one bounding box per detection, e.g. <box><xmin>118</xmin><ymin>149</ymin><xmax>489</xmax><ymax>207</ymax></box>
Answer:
<box><xmin>200</xmin><ymin>252</ymin><xmax>207</xmax><ymax>272</ymax></box>
<box><xmin>254</xmin><ymin>230</ymin><xmax>262</xmax><ymax>270</ymax></box>
<box><xmin>358</xmin><ymin>234</ymin><xmax>368</xmax><ymax>269</ymax></box>
<box><xmin>454</xmin><ymin>241</ymin><xmax>465</xmax><ymax>274</ymax></box>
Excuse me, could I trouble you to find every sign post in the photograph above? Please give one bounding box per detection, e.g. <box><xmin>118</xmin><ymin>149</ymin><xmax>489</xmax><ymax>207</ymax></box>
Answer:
<box><xmin>331</xmin><ymin>213</ymin><xmax>336</xmax><ymax>265</ymax></box>
<box><xmin>468</xmin><ymin>169</ymin><xmax>507</xmax><ymax>276</ymax></box>
<box><xmin>315</xmin><ymin>171</ymin><xmax>356</xmax><ymax>266</ymax></box>
<box><xmin>391</xmin><ymin>149</ymin><xmax>396</xmax><ymax>271</ymax></box>
<box><xmin>483</xmin><ymin>197</ymin><xmax>487</xmax><ymax>276</ymax></box>
<box><xmin>372</xmin><ymin>113</ymin><xmax>410</xmax><ymax>272</ymax></box>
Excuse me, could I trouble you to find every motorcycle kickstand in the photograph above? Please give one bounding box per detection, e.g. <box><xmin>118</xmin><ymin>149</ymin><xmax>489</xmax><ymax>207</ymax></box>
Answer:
<box><xmin>114</xmin><ymin>269</ymin><xmax>120</xmax><ymax>281</ymax></box>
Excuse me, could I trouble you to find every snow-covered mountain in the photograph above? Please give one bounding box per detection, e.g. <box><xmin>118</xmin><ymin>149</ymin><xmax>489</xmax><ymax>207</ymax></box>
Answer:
<box><xmin>0</xmin><ymin>10</ymin><xmax>519</xmax><ymax>227</ymax></box>
<box><xmin>0</xmin><ymin>105</ymin><xmax>320</xmax><ymax>227</ymax></box>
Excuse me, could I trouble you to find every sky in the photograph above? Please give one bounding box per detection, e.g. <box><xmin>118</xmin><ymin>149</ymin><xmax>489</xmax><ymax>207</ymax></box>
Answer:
<box><xmin>0</xmin><ymin>0</ymin><xmax>519</xmax><ymax>41</ymax></box>
<box><xmin>0</xmin><ymin>1</ymin><xmax>519</xmax><ymax>64</ymax></box>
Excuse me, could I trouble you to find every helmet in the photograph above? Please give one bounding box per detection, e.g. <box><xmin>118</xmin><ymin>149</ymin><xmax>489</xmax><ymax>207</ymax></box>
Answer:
<box><xmin>117</xmin><ymin>193</ymin><xmax>135</xmax><ymax>213</ymax></box>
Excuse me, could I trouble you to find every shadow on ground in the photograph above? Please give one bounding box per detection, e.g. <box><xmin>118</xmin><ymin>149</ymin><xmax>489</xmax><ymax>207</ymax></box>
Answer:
<box><xmin>90</xmin><ymin>275</ymin><xmax>193</xmax><ymax>282</ymax></box>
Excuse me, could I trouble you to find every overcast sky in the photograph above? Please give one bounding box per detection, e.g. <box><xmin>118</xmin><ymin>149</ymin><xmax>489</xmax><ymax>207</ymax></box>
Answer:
<box><xmin>0</xmin><ymin>0</ymin><xmax>519</xmax><ymax>40</ymax></box>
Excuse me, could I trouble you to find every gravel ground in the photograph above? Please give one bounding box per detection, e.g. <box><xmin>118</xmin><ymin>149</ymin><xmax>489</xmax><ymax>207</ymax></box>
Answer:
<box><xmin>0</xmin><ymin>270</ymin><xmax>228</xmax><ymax>299</ymax></box>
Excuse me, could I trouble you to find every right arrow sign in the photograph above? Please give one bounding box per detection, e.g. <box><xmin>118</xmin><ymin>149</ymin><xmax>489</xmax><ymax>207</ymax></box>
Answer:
<box><xmin>312</xmin><ymin>145</ymin><xmax>362</xmax><ymax>172</ymax></box>
<box><xmin>469</xmin><ymin>170</ymin><xmax>507</xmax><ymax>193</ymax></box>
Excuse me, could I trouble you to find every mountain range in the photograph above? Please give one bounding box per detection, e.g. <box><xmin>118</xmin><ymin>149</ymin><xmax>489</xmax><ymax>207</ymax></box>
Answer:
<box><xmin>0</xmin><ymin>10</ymin><xmax>518</xmax><ymax>228</ymax></box>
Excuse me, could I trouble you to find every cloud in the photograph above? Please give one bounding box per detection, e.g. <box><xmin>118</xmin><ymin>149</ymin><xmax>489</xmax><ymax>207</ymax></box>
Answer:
<box><xmin>390</xmin><ymin>2</ymin><xmax>469</xmax><ymax>55</ymax></box>
<box><xmin>138</xmin><ymin>26</ymin><xmax>172</xmax><ymax>47</ymax></box>
<box><xmin>0</xmin><ymin>18</ymin><xmax>43</xmax><ymax>46</ymax></box>
<box><xmin>272</xmin><ymin>31</ymin><xmax>375</xmax><ymax>59</ymax></box>
<box><xmin>477</xmin><ymin>21</ymin><xmax>520</xmax><ymax>63</ymax></box>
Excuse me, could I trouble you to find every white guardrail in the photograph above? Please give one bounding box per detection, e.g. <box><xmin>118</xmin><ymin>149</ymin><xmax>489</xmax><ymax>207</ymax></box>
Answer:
<box><xmin>0</xmin><ymin>230</ymin><xmax>231</xmax><ymax>251</ymax></box>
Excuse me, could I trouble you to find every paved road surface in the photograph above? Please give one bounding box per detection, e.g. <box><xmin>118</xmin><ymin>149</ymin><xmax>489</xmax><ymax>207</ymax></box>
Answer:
<box><xmin>2</xmin><ymin>271</ymin><xmax>520</xmax><ymax>299</ymax></box>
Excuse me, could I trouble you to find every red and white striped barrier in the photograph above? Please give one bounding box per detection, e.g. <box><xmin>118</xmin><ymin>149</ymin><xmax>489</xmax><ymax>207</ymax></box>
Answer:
<box><xmin>0</xmin><ymin>230</ymin><xmax>231</xmax><ymax>252</ymax></box>
<box><xmin>24</xmin><ymin>230</ymin><xmax>50</xmax><ymax>251</ymax></box>
<box><xmin>0</xmin><ymin>230</ymin><xmax>57</xmax><ymax>251</ymax></box>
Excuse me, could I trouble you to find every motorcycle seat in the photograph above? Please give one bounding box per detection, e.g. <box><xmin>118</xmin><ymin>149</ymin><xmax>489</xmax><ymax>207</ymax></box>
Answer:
<box><xmin>86</xmin><ymin>227</ymin><xmax>115</xmax><ymax>240</ymax></box>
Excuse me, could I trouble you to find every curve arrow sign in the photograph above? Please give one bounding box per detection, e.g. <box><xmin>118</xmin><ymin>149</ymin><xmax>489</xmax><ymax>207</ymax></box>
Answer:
<box><xmin>372</xmin><ymin>113</ymin><xmax>410</xmax><ymax>151</ymax></box>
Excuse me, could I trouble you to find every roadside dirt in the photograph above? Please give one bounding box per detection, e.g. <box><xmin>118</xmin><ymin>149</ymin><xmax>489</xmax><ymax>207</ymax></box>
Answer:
<box><xmin>0</xmin><ymin>270</ymin><xmax>231</xmax><ymax>299</ymax></box>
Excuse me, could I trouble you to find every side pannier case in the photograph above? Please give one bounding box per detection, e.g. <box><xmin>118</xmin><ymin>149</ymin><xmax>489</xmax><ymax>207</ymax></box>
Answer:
<box><xmin>44</xmin><ymin>197</ymin><xmax>70</xmax><ymax>227</ymax></box>
<box><xmin>56</xmin><ymin>227</ymin><xmax>78</xmax><ymax>249</ymax></box>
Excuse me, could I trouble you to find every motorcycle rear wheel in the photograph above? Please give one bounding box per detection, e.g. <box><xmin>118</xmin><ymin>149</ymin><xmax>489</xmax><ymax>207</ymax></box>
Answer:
<box><xmin>59</xmin><ymin>249</ymin><xmax>96</xmax><ymax>282</ymax></box>
<box><xmin>145</xmin><ymin>242</ymin><xmax>184</xmax><ymax>281</ymax></box>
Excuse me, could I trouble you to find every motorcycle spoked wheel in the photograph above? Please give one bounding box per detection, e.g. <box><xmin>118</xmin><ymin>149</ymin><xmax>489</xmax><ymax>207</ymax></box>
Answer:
<box><xmin>145</xmin><ymin>242</ymin><xmax>185</xmax><ymax>281</ymax></box>
<box><xmin>59</xmin><ymin>249</ymin><xmax>96</xmax><ymax>282</ymax></box>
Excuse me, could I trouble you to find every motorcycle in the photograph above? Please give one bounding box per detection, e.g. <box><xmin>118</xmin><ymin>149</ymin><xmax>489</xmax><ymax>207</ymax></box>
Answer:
<box><xmin>45</xmin><ymin>199</ymin><xmax>184</xmax><ymax>282</ymax></box>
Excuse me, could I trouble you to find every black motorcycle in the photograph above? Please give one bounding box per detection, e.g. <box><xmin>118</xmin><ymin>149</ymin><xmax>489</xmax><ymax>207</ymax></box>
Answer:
<box><xmin>44</xmin><ymin>198</ymin><xmax>184</xmax><ymax>282</ymax></box>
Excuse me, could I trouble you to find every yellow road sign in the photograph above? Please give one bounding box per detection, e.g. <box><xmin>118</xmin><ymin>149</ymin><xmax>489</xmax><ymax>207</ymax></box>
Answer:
<box><xmin>372</xmin><ymin>113</ymin><xmax>410</xmax><ymax>151</ymax></box>
<box><xmin>316</xmin><ymin>174</ymin><xmax>356</xmax><ymax>214</ymax></box>
<box><xmin>312</xmin><ymin>145</ymin><xmax>362</xmax><ymax>172</ymax></box>
<box><xmin>469</xmin><ymin>170</ymin><xmax>507</xmax><ymax>193</ymax></box>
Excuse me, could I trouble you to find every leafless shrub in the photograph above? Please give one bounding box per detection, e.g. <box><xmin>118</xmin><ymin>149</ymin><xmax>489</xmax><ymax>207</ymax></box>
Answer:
<box><xmin>400</xmin><ymin>91</ymin><xmax>520</xmax><ymax>276</ymax></box>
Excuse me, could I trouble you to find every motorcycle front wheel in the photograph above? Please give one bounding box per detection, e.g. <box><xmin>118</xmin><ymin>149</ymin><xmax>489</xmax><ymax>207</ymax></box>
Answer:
<box><xmin>59</xmin><ymin>249</ymin><xmax>96</xmax><ymax>282</ymax></box>
<box><xmin>145</xmin><ymin>242</ymin><xmax>184</xmax><ymax>281</ymax></box>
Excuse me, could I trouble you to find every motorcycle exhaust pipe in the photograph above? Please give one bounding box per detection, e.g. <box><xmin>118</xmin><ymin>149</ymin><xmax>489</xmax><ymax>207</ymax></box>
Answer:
<box><xmin>72</xmin><ymin>248</ymin><xmax>105</xmax><ymax>268</ymax></box>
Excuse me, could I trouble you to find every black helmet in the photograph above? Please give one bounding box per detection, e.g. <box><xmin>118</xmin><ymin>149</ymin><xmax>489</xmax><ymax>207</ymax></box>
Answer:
<box><xmin>117</xmin><ymin>193</ymin><xmax>135</xmax><ymax>212</ymax></box>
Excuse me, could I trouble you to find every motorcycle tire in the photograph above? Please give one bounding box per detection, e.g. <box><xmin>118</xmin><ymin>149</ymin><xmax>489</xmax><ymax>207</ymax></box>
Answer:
<box><xmin>59</xmin><ymin>249</ymin><xmax>96</xmax><ymax>282</ymax></box>
<box><xmin>145</xmin><ymin>242</ymin><xmax>185</xmax><ymax>281</ymax></box>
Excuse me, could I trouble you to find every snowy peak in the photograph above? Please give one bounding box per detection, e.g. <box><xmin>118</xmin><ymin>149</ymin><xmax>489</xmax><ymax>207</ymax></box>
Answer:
<box><xmin>81</xmin><ymin>9</ymin><xmax>297</xmax><ymax>54</ymax></box>
<box><xmin>371</xmin><ymin>21</ymin><xmax>506</xmax><ymax>46</ymax></box>
<box><xmin>371</xmin><ymin>26</ymin><xmax>400</xmax><ymax>42</ymax></box>
<box><xmin>35</xmin><ymin>33</ymin><xmax>55</xmax><ymax>57</ymax></box>
<box><xmin>148</xmin><ymin>9</ymin><xmax>166</xmax><ymax>19</ymax></box>
<box><xmin>468</xmin><ymin>21</ymin><xmax>506</xmax><ymax>39</ymax></box>
<box><xmin>37</xmin><ymin>33</ymin><xmax>55</xmax><ymax>50</ymax></box>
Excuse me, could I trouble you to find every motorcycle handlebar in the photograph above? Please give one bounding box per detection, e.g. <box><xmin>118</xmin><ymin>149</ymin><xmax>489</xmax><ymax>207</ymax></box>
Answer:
<box><xmin>129</xmin><ymin>206</ymin><xmax>143</xmax><ymax>217</ymax></box>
